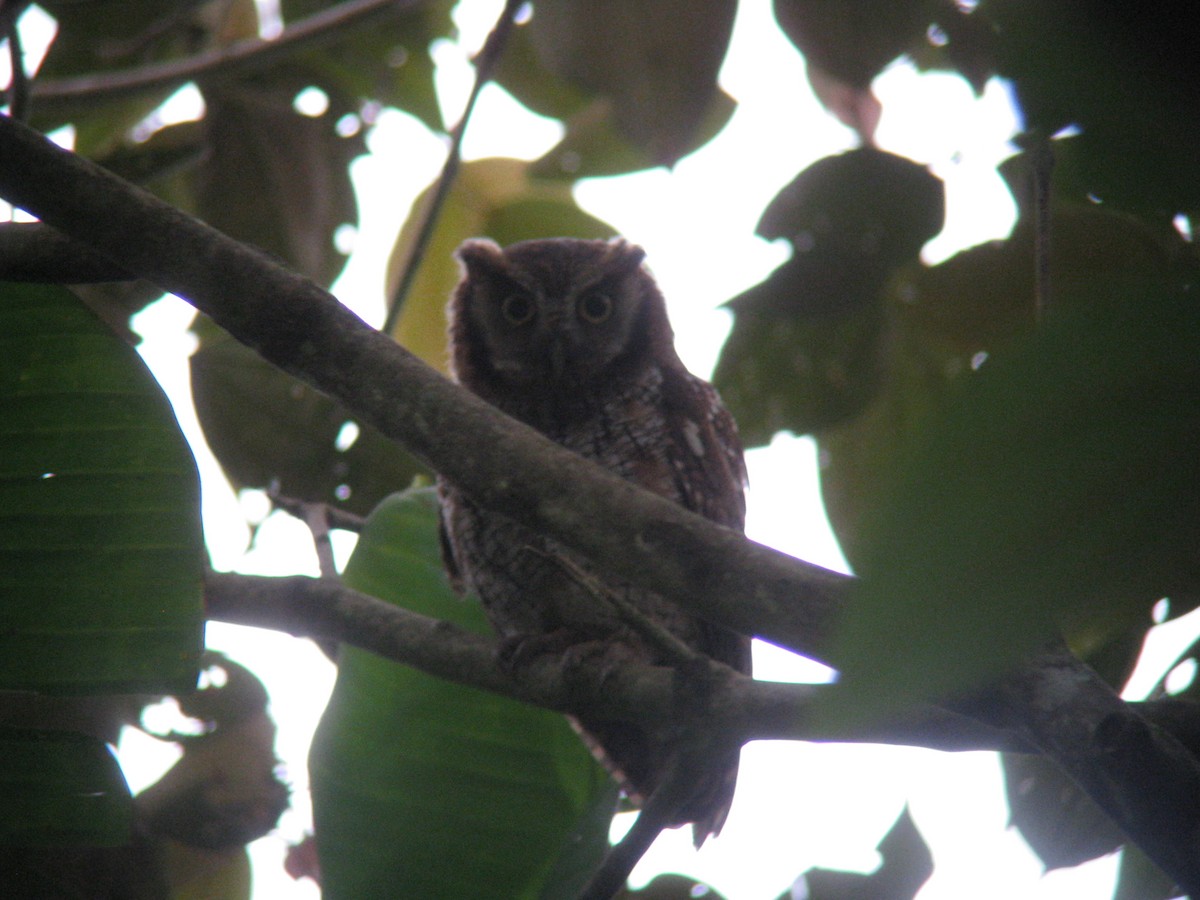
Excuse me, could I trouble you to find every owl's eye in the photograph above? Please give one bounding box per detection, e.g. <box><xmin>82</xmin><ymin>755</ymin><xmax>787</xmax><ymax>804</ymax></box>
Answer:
<box><xmin>500</xmin><ymin>293</ymin><xmax>535</xmax><ymax>325</ymax></box>
<box><xmin>579</xmin><ymin>292</ymin><xmax>613</xmax><ymax>324</ymax></box>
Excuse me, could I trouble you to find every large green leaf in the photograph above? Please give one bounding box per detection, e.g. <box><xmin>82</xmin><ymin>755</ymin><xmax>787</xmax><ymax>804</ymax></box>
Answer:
<box><xmin>817</xmin><ymin>277</ymin><xmax>1200</xmax><ymax>724</ymax></box>
<box><xmin>282</xmin><ymin>0</ymin><xmax>453</xmax><ymax>133</ymax></box>
<box><xmin>0</xmin><ymin>728</ymin><xmax>132</xmax><ymax>845</ymax></box>
<box><xmin>0</xmin><ymin>283</ymin><xmax>203</xmax><ymax>693</ymax></box>
<box><xmin>816</xmin><ymin>200</ymin><xmax>1184</xmax><ymax>568</ymax></box>
<box><xmin>310</xmin><ymin>489</ymin><xmax>614</xmax><ymax>899</ymax></box>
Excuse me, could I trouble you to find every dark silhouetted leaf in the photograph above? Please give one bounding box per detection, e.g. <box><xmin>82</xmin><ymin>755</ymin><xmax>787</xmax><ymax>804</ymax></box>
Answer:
<box><xmin>621</xmin><ymin>874</ymin><xmax>727</xmax><ymax>898</ymax></box>
<box><xmin>197</xmin><ymin>77</ymin><xmax>364</xmax><ymax>288</ymax></box>
<box><xmin>773</xmin><ymin>0</ymin><xmax>935</xmax><ymax>89</ymax></box>
<box><xmin>512</xmin><ymin>0</ymin><xmax>737</xmax><ymax>167</ymax></box>
<box><xmin>758</xmin><ymin>149</ymin><xmax>945</xmax><ymax>280</ymax></box>
<box><xmin>986</xmin><ymin>0</ymin><xmax>1200</xmax><ymax>216</ymax></box>
<box><xmin>189</xmin><ymin>324</ymin><xmax>424</xmax><ymax>515</ymax></box>
<box><xmin>0</xmin><ymin>283</ymin><xmax>203</xmax><ymax>693</ymax></box>
<box><xmin>1002</xmin><ymin>751</ymin><xmax>1123</xmax><ymax>871</ymax></box>
<box><xmin>713</xmin><ymin>150</ymin><xmax>942</xmax><ymax>445</ymax></box>
<box><xmin>310</xmin><ymin>489</ymin><xmax>614</xmax><ymax>899</ymax></box>
<box><xmin>714</xmin><ymin>271</ymin><xmax>886</xmax><ymax>446</ymax></box>
<box><xmin>531</xmin><ymin>90</ymin><xmax>737</xmax><ymax>180</ymax></box>
<box><xmin>799</xmin><ymin>804</ymin><xmax>932</xmax><ymax>899</ymax></box>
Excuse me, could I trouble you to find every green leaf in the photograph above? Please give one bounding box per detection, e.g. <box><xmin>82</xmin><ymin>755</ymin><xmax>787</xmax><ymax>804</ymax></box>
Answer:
<box><xmin>817</xmin><ymin>277</ymin><xmax>1200</xmax><ymax>724</ymax></box>
<box><xmin>189</xmin><ymin>324</ymin><xmax>424</xmax><ymax>516</ymax></box>
<box><xmin>1114</xmin><ymin>842</ymin><xmax>1179</xmax><ymax>900</ymax></box>
<box><xmin>32</xmin><ymin>0</ymin><xmax>198</xmax><ymax>151</ymax></box>
<box><xmin>310</xmin><ymin>488</ymin><xmax>614</xmax><ymax>900</ymax></box>
<box><xmin>815</xmin><ymin>199</ymin><xmax>1182</xmax><ymax>567</ymax></box>
<box><xmin>0</xmin><ymin>728</ymin><xmax>133</xmax><ymax>845</ymax></box>
<box><xmin>0</xmin><ymin>283</ymin><xmax>203</xmax><ymax>693</ymax></box>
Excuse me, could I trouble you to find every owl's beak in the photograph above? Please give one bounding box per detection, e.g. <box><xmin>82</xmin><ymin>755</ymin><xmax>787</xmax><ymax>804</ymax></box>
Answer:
<box><xmin>547</xmin><ymin>337</ymin><xmax>568</xmax><ymax>380</ymax></box>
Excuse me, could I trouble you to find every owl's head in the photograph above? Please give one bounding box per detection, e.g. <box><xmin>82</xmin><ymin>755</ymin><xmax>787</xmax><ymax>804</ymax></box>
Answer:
<box><xmin>447</xmin><ymin>237</ymin><xmax>676</xmax><ymax>396</ymax></box>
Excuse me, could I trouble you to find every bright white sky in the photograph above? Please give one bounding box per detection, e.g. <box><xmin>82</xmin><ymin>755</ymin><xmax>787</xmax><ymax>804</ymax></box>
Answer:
<box><xmin>16</xmin><ymin>0</ymin><xmax>1184</xmax><ymax>897</ymax></box>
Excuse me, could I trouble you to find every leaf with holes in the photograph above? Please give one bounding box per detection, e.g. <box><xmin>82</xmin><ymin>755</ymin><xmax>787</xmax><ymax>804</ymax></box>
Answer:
<box><xmin>189</xmin><ymin>323</ymin><xmax>424</xmax><ymax>515</ymax></box>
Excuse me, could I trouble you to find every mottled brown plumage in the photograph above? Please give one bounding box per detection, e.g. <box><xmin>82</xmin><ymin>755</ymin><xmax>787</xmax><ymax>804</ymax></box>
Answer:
<box><xmin>438</xmin><ymin>237</ymin><xmax>750</xmax><ymax>845</ymax></box>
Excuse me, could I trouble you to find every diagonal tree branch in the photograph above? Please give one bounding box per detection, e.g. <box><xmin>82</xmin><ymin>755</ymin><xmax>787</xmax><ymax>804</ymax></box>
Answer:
<box><xmin>5</xmin><ymin>113</ymin><xmax>1200</xmax><ymax>892</ymax></box>
<box><xmin>0</xmin><ymin>112</ymin><xmax>851</xmax><ymax>666</ymax></box>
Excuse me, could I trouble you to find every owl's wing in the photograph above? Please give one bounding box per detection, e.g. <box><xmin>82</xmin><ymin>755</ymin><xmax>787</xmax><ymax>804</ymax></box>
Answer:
<box><xmin>660</xmin><ymin>371</ymin><xmax>753</xmax><ymax>681</ymax></box>
<box><xmin>436</xmin><ymin>478</ymin><xmax>467</xmax><ymax>595</ymax></box>
<box><xmin>663</xmin><ymin>371</ymin><xmax>748</xmax><ymax>532</ymax></box>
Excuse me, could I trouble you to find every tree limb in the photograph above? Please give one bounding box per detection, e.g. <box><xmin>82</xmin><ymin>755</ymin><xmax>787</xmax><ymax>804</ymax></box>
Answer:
<box><xmin>23</xmin><ymin>0</ymin><xmax>424</xmax><ymax>116</ymax></box>
<box><xmin>5</xmin><ymin>114</ymin><xmax>1200</xmax><ymax>891</ymax></box>
<box><xmin>0</xmin><ymin>112</ymin><xmax>851</xmax><ymax>666</ymax></box>
<box><xmin>203</xmin><ymin>570</ymin><xmax>1027</xmax><ymax>752</ymax></box>
<box><xmin>987</xmin><ymin>643</ymin><xmax>1200</xmax><ymax>895</ymax></box>
<box><xmin>0</xmin><ymin>221</ymin><xmax>131</xmax><ymax>282</ymax></box>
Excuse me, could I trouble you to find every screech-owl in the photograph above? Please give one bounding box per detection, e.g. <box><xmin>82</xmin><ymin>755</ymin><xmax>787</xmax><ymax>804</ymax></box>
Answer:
<box><xmin>438</xmin><ymin>237</ymin><xmax>750</xmax><ymax>845</ymax></box>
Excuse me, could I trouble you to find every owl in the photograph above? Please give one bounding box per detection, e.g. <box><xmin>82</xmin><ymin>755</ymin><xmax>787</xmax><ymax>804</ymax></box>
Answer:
<box><xmin>438</xmin><ymin>237</ymin><xmax>750</xmax><ymax>846</ymax></box>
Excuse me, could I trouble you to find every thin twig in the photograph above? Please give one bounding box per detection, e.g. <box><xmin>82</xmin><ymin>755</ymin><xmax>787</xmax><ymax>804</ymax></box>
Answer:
<box><xmin>1</xmin><ymin>0</ymin><xmax>30</xmax><ymax>121</ymax></box>
<box><xmin>1028</xmin><ymin>131</ymin><xmax>1055</xmax><ymax>320</ymax></box>
<box><xmin>577</xmin><ymin>758</ymin><xmax>697</xmax><ymax>900</ymax></box>
<box><xmin>536</xmin><ymin>550</ymin><xmax>709</xmax><ymax>668</ymax></box>
<box><xmin>269</xmin><ymin>492</ymin><xmax>366</xmax><ymax>534</ymax></box>
<box><xmin>382</xmin><ymin>0</ymin><xmax>525</xmax><ymax>334</ymax></box>
<box><xmin>24</xmin><ymin>0</ymin><xmax>421</xmax><ymax>113</ymax></box>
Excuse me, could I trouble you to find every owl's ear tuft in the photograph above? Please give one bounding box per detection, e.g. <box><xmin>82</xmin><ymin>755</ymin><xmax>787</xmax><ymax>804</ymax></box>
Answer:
<box><xmin>455</xmin><ymin>238</ymin><xmax>506</xmax><ymax>275</ymax></box>
<box><xmin>604</xmin><ymin>239</ymin><xmax>647</xmax><ymax>276</ymax></box>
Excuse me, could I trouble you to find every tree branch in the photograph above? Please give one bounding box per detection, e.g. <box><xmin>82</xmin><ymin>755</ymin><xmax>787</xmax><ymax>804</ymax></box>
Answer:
<box><xmin>0</xmin><ymin>112</ymin><xmax>851</xmax><ymax>667</ymax></box>
<box><xmin>0</xmin><ymin>221</ymin><xmax>131</xmax><ymax>282</ymax></box>
<box><xmin>203</xmin><ymin>570</ymin><xmax>1029</xmax><ymax>752</ymax></box>
<box><xmin>24</xmin><ymin>0</ymin><xmax>424</xmax><ymax>115</ymax></box>
<box><xmin>988</xmin><ymin>643</ymin><xmax>1200</xmax><ymax>895</ymax></box>
<box><xmin>6</xmin><ymin>114</ymin><xmax>1200</xmax><ymax>889</ymax></box>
